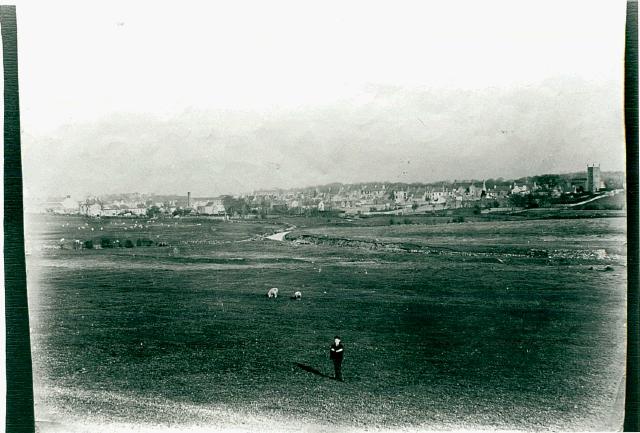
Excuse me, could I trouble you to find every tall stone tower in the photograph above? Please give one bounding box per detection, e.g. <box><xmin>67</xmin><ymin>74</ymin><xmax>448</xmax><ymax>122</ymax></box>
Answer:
<box><xmin>587</xmin><ymin>164</ymin><xmax>601</xmax><ymax>193</ymax></box>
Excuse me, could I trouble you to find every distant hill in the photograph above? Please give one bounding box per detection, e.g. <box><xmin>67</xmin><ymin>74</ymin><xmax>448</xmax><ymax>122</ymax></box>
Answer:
<box><xmin>254</xmin><ymin>170</ymin><xmax>626</xmax><ymax>196</ymax></box>
<box><xmin>47</xmin><ymin>170</ymin><xmax>627</xmax><ymax>202</ymax></box>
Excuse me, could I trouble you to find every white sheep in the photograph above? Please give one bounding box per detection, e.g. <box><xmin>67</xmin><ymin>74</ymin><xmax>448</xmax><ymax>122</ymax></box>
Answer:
<box><xmin>292</xmin><ymin>291</ymin><xmax>302</xmax><ymax>300</ymax></box>
<box><xmin>267</xmin><ymin>287</ymin><xmax>279</xmax><ymax>298</ymax></box>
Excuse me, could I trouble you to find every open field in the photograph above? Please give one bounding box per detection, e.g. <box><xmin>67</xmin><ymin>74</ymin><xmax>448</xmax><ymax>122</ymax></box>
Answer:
<box><xmin>25</xmin><ymin>213</ymin><xmax>627</xmax><ymax>432</ymax></box>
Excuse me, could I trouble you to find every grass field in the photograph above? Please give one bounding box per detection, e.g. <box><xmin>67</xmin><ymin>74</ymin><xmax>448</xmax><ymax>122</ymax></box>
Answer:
<box><xmin>25</xmin><ymin>214</ymin><xmax>627</xmax><ymax>432</ymax></box>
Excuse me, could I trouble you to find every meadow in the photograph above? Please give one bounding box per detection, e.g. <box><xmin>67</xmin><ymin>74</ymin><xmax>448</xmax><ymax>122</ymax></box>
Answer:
<box><xmin>25</xmin><ymin>213</ymin><xmax>627</xmax><ymax>431</ymax></box>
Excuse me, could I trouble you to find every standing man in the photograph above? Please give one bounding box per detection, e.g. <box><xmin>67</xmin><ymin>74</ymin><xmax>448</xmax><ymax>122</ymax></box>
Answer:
<box><xmin>329</xmin><ymin>336</ymin><xmax>345</xmax><ymax>381</ymax></box>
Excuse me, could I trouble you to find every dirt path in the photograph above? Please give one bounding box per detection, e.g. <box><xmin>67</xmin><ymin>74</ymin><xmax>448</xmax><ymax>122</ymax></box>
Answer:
<box><xmin>265</xmin><ymin>231</ymin><xmax>290</xmax><ymax>241</ymax></box>
<box><xmin>566</xmin><ymin>190</ymin><xmax>623</xmax><ymax>207</ymax></box>
<box><xmin>265</xmin><ymin>226</ymin><xmax>295</xmax><ymax>241</ymax></box>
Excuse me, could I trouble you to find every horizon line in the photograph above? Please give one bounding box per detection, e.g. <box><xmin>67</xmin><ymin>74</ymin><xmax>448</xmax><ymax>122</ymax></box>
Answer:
<box><xmin>35</xmin><ymin>167</ymin><xmax>625</xmax><ymax>200</ymax></box>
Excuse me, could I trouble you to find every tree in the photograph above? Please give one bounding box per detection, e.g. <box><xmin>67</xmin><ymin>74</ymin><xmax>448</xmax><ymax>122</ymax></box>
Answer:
<box><xmin>100</xmin><ymin>238</ymin><xmax>114</xmax><ymax>248</ymax></box>
<box><xmin>533</xmin><ymin>174</ymin><xmax>563</xmax><ymax>189</ymax></box>
<box><xmin>172</xmin><ymin>207</ymin><xmax>192</xmax><ymax>217</ymax></box>
<box><xmin>509</xmin><ymin>193</ymin><xmax>545</xmax><ymax>209</ymax></box>
<box><xmin>221</xmin><ymin>195</ymin><xmax>249</xmax><ymax>217</ymax></box>
<box><xmin>508</xmin><ymin>194</ymin><xmax>528</xmax><ymax>207</ymax></box>
<box><xmin>146</xmin><ymin>205</ymin><xmax>161</xmax><ymax>218</ymax></box>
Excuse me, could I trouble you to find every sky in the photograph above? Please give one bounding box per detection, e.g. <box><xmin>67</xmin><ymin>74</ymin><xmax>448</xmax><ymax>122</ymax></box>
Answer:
<box><xmin>12</xmin><ymin>0</ymin><xmax>628</xmax><ymax>198</ymax></box>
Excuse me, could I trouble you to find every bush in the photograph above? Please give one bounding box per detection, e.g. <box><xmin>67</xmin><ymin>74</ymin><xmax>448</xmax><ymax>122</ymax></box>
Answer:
<box><xmin>124</xmin><ymin>240</ymin><xmax>135</xmax><ymax>248</ymax></box>
<box><xmin>84</xmin><ymin>240</ymin><xmax>94</xmax><ymax>249</ymax></box>
<box><xmin>100</xmin><ymin>238</ymin><xmax>114</xmax><ymax>248</ymax></box>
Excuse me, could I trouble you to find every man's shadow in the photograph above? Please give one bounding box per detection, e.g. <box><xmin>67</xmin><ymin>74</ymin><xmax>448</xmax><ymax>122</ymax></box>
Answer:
<box><xmin>294</xmin><ymin>362</ymin><xmax>334</xmax><ymax>379</ymax></box>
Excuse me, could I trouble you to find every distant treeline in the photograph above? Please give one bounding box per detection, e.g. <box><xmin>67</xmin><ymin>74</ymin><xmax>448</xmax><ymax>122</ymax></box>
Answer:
<box><xmin>253</xmin><ymin>171</ymin><xmax>626</xmax><ymax>195</ymax></box>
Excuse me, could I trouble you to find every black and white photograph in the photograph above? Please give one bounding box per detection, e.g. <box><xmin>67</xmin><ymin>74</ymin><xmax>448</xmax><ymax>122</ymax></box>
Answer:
<box><xmin>3</xmin><ymin>1</ymin><xmax>633</xmax><ymax>431</ymax></box>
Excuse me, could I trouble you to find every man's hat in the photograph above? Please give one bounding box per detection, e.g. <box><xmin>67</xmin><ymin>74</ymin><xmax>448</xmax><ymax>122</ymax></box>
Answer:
<box><xmin>334</xmin><ymin>335</ymin><xmax>341</xmax><ymax>340</ymax></box>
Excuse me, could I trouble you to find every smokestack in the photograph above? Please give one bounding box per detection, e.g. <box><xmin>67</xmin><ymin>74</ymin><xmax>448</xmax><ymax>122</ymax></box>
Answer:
<box><xmin>187</xmin><ymin>191</ymin><xmax>191</xmax><ymax>207</ymax></box>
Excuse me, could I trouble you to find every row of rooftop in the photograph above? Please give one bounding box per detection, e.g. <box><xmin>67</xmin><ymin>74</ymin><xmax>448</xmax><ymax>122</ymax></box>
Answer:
<box><xmin>37</xmin><ymin>165</ymin><xmax>623</xmax><ymax>217</ymax></box>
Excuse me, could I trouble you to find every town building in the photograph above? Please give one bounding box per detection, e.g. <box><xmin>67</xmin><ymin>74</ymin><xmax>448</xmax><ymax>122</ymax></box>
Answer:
<box><xmin>511</xmin><ymin>182</ymin><xmax>529</xmax><ymax>195</ymax></box>
<box><xmin>587</xmin><ymin>164</ymin><xmax>601</xmax><ymax>193</ymax></box>
<box><xmin>101</xmin><ymin>208</ymin><xmax>119</xmax><ymax>217</ymax></box>
<box><xmin>394</xmin><ymin>191</ymin><xmax>408</xmax><ymax>204</ymax></box>
<box><xmin>197</xmin><ymin>198</ymin><xmax>226</xmax><ymax>215</ymax></box>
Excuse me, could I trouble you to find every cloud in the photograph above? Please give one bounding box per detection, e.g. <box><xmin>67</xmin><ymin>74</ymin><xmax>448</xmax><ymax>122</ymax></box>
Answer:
<box><xmin>22</xmin><ymin>76</ymin><xmax>624</xmax><ymax>199</ymax></box>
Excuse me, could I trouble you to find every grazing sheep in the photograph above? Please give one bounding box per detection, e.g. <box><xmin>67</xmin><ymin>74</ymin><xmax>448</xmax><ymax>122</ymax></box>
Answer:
<box><xmin>292</xmin><ymin>291</ymin><xmax>302</xmax><ymax>300</ymax></box>
<box><xmin>267</xmin><ymin>287</ymin><xmax>279</xmax><ymax>298</ymax></box>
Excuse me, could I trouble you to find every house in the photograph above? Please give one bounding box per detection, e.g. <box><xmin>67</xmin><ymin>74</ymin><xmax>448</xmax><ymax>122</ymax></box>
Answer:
<box><xmin>467</xmin><ymin>183</ymin><xmax>479</xmax><ymax>197</ymax></box>
<box><xmin>430</xmin><ymin>186</ymin><xmax>453</xmax><ymax>203</ymax></box>
<box><xmin>447</xmin><ymin>195</ymin><xmax>463</xmax><ymax>209</ymax></box>
<box><xmin>486</xmin><ymin>185</ymin><xmax>511</xmax><ymax>199</ymax></box>
<box><xmin>197</xmin><ymin>201</ymin><xmax>226</xmax><ymax>215</ymax></box>
<box><xmin>128</xmin><ymin>207</ymin><xmax>147</xmax><ymax>216</ymax></box>
<box><xmin>191</xmin><ymin>200</ymin><xmax>208</xmax><ymax>210</ymax></box>
<box><xmin>394</xmin><ymin>191</ymin><xmax>408</xmax><ymax>204</ymax></box>
<box><xmin>101</xmin><ymin>208</ymin><xmax>119</xmax><ymax>217</ymax></box>
<box><xmin>270</xmin><ymin>200</ymin><xmax>288</xmax><ymax>212</ymax></box>
<box><xmin>511</xmin><ymin>182</ymin><xmax>529</xmax><ymax>195</ymax></box>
